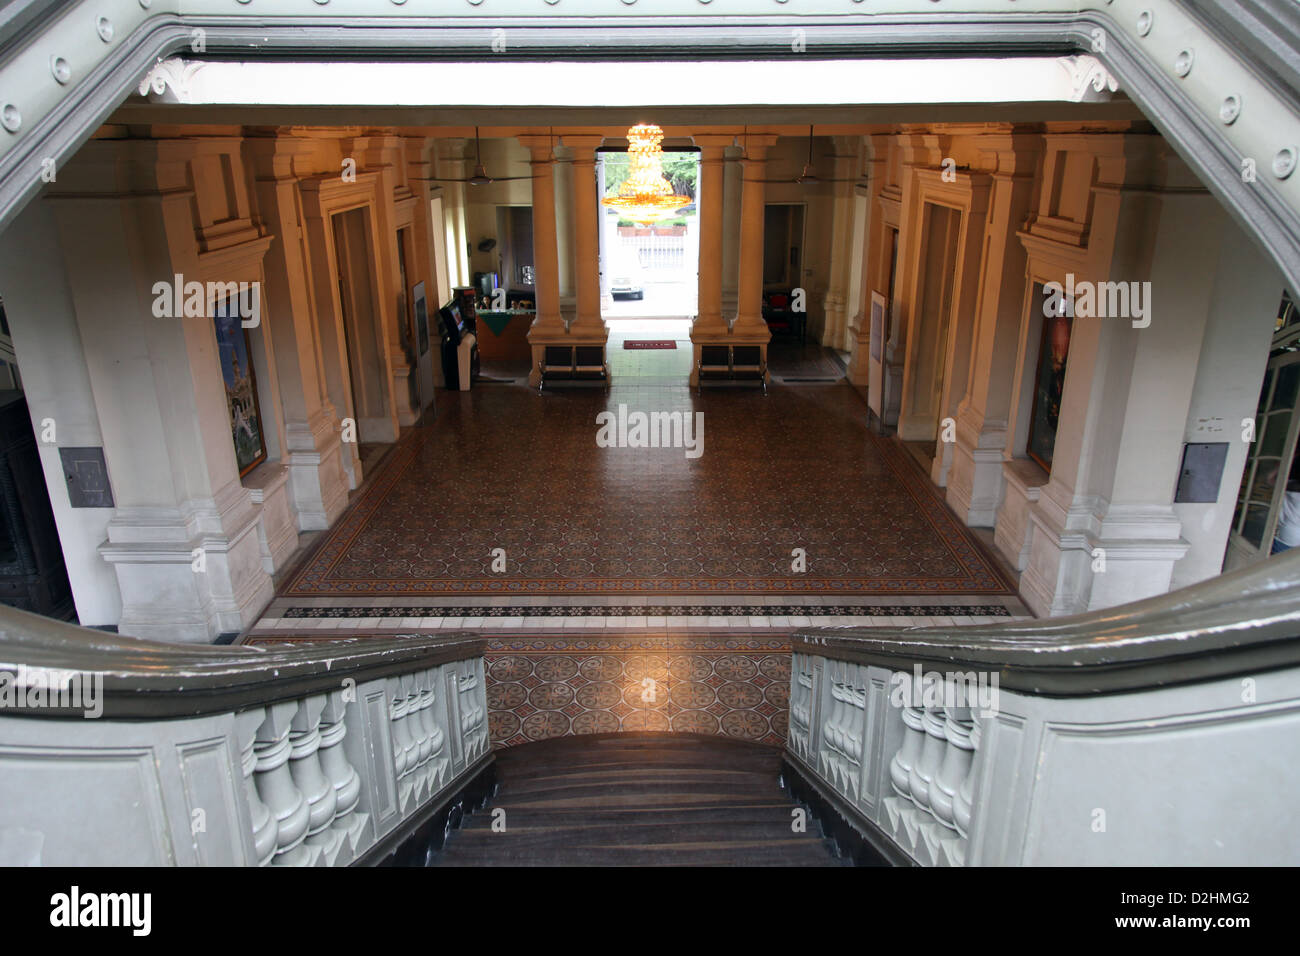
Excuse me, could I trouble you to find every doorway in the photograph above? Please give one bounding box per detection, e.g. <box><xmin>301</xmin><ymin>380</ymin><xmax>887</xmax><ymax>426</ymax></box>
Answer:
<box><xmin>330</xmin><ymin>207</ymin><xmax>393</xmax><ymax>449</ymax></box>
<box><xmin>597</xmin><ymin>148</ymin><xmax>700</xmax><ymax>319</ymax></box>
<box><xmin>496</xmin><ymin>205</ymin><xmax>535</xmax><ymax>299</ymax></box>
<box><xmin>900</xmin><ymin>202</ymin><xmax>961</xmax><ymax>465</ymax></box>
<box><xmin>763</xmin><ymin>203</ymin><xmax>805</xmax><ymax>289</ymax></box>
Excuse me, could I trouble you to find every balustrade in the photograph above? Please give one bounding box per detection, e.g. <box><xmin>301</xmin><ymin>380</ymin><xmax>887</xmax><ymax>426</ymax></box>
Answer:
<box><xmin>0</xmin><ymin>608</ymin><xmax>491</xmax><ymax>866</ymax></box>
<box><xmin>784</xmin><ymin>551</ymin><xmax>1300</xmax><ymax>866</ymax></box>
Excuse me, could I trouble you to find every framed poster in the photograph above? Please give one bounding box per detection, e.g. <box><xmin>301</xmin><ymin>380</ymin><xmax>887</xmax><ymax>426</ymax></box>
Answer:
<box><xmin>213</xmin><ymin>299</ymin><xmax>267</xmax><ymax>477</ymax></box>
<box><xmin>413</xmin><ymin>281</ymin><xmax>430</xmax><ymax>356</ymax></box>
<box><xmin>869</xmin><ymin>290</ymin><xmax>887</xmax><ymax>362</ymax></box>
<box><xmin>1027</xmin><ymin>283</ymin><xmax>1073</xmax><ymax>472</ymax></box>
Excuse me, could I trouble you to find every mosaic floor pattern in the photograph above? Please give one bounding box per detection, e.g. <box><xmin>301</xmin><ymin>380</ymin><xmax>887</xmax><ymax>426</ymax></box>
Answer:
<box><xmin>482</xmin><ymin>634</ymin><xmax>791</xmax><ymax>749</ymax></box>
<box><xmin>251</xmin><ymin>360</ymin><xmax>1030</xmax><ymax>750</ymax></box>
<box><xmin>278</xmin><ymin>382</ymin><xmax>1016</xmax><ymax>600</ymax></box>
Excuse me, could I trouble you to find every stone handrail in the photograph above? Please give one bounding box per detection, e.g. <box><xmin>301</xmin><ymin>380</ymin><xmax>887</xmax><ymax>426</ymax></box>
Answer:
<box><xmin>784</xmin><ymin>548</ymin><xmax>1300</xmax><ymax>866</ymax></box>
<box><xmin>0</xmin><ymin>605</ymin><xmax>492</xmax><ymax>866</ymax></box>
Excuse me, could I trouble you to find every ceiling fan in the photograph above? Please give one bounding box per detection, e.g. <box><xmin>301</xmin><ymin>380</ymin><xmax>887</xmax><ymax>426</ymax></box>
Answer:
<box><xmin>431</xmin><ymin>127</ymin><xmax>538</xmax><ymax>185</ymax></box>
<box><xmin>750</xmin><ymin>125</ymin><xmax>868</xmax><ymax>186</ymax></box>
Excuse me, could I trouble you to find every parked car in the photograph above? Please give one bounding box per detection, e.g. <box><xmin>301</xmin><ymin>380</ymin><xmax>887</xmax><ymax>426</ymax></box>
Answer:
<box><xmin>610</xmin><ymin>273</ymin><xmax>645</xmax><ymax>300</ymax></box>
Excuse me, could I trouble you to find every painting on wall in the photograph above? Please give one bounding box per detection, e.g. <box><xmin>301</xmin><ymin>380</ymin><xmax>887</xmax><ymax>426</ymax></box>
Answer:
<box><xmin>213</xmin><ymin>298</ymin><xmax>267</xmax><ymax>477</ymax></box>
<box><xmin>869</xmin><ymin>291</ymin><xmax>887</xmax><ymax>363</ymax></box>
<box><xmin>1027</xmin><ymin>283</ymin><xmax>1073</xmax><ymax>472</ymax></box>
<box><xmin>413</xmin><ymin>281</ymin><xmax>430</xmax><ymax>356</ymax></box>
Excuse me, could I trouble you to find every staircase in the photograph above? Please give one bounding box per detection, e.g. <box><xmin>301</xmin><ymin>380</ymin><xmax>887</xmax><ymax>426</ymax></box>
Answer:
<box><xmin>434</xmin><ymin>733</ymin><xmax>847</xmax><ymax>867</ymax></box>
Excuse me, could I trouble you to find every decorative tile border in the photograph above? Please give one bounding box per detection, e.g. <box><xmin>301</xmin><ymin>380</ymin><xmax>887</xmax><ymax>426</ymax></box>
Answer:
<box><xmin>273</xmin><ymin>602</ymin><xmax>1014</xmax><ymax>619</ymax></box>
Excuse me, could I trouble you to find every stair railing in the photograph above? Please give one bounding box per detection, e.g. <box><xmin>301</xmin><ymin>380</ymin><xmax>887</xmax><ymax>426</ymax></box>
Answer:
<box><xmin>786</xmin><ymin>548</ymin><xmax>1300</xmax><ymax>866</ymax></box>
<box><xmin>0</xmin><ymin>605</ymin><xmax>491</xmax><ymax>866</ymax></box>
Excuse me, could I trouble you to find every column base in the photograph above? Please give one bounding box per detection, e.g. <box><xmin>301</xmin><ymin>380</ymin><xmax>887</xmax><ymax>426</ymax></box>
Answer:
<box><xmin>100</xmin><ymin>482</ymin><xmax>274</xmax><ymax>643</ymax></box>
<box><xmin>993</xmin><ymin>459</ymin><xmax>1046</xmax><ymax>573</ymax></box>
<box><xmin>527</xmin><ymin>322</ymin><xmax>609</xmax><ymax>388</ymax></box>
<box><xmin>881</xmin><ymin>360</ymin><xmax>904</xmax><ymax>428</ymax></box>
<box><xmin>689</xmin><ymin>322</ymin><xmax>771</xmax><ymax>387</ymax></box>
<box><xmin>689</xmin><ymin>320</ymin><xmax>730</xmax><ymax>388</ymax></box>
<box><xmin>243</xmin><ymin>462</ymin><xmax>299</xmax><ymax>574</ymax></box>
<box><xmin>1019</xmin><ymin>488</ymin><xmax>1189</xmax><ymax>617</ymax></box>
<box><xmin>945</xmin><ymin>411</ymin><xmax>1009</xmax><ymax>527</ymax></box>
<box><xmin>846</xmin><ymin>313</ymin><xmax>871</xmax><ymax>386</ymax></box>
<box><xmin>284</xmin><ymin>408</ymin><xmax>350</xmax><ymax>531</ymax></box>
<box><xmin>390</xmin><ymin>360</ymin><xmax>420</xmax><ymax>427</ymax></box>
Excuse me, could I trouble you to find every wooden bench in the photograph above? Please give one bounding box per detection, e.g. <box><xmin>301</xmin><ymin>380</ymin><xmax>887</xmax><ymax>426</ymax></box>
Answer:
<box><xmin>696</xmin><ymin>345</ymin><xmax>767</xmax><ymax>395</ymax></box>
<box><xmin>538</xmin><ymin>345</ymin><xmax>608</xmax><ymax>390</ymax></box>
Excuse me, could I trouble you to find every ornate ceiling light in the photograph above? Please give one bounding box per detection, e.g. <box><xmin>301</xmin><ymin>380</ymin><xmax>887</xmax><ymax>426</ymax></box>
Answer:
<box><xmin>601</xmin><ymin>123</ymin><xmax>690</xmax><ymax>225</ymax></box>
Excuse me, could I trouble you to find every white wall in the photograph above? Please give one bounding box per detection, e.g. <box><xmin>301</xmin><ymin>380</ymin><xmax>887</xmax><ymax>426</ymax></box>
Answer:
<box><xmin>1172</xmin><ymin>224</ymin><xmax>1287</xmax><ymax>588</ymax></box>
<box><xmin>0</xmin><ymin>200</ymin><xmax>123</xmax><ymax>625</ymax></box>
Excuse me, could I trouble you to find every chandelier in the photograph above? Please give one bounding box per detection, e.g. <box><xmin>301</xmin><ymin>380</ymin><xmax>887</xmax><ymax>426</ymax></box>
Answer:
<box><xmin>601</xmin><ymin>124</ymin><xmax>690</xmax><ymax>225</ymax></box>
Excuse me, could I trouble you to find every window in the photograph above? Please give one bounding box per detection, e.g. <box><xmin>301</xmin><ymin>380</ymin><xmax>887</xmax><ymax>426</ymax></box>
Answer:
<box><xmin>1026</xmin><ymin>282</ymin><xmax>1073</xmax><ymax>472</ymax></box>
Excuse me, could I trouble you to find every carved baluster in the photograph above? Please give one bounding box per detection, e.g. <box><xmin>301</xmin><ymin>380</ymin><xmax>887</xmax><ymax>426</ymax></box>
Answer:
<box><xmin>420</xmin><ymin>667</ymin><xmax>446</xmax><ymax>788</ymax></box>
<box><xmin>930</xmin><ymin>703</ymin><xmax>974</xmax><ymax>831</ymax></box>
<box><xmin>467</xmin><ymin>661</ymin><xmax>485</xmax><ymax>750</ymax></box>
<box><xmin>422</xmin><ymin>667</ymin><xmax>445</xmax><ymax>759</ymax></box>
<box><xmin>953</xmin><ymin>715</ymin><xmax>982</xmax><ymax>837</ymax></box>
<box><xmin>459</xmin><ymin>665</ymin><xmax>482</xmax><ymax>755</ymax></box>
<box><xmin>318</xmin><ymin>691</ymin><xmax>362</xmax><ymax>840</ymax></box>
<box><xmin>825</xmin><ymin>670</ymin><xmax>844</xmax><ymax>753</ymax></box>
<box><xmin>416</xmin><ymin>670</ymin><xmax>439</xmax><ymax>794</ymax></box>
<box><xmin>889</xmin><ymin>671</ymin><xmax>926</xmax><ymax>800</ymax></box>
<box><xmin>822</xmin><ymin>676</ymin><xmax>844</xmax><ymax>782</ymax></box>
<box><xmin>405</xmin><ymin>673</ymin><xmax>431</xmax><ymax>778</ymax></box>
<box><xmin>907</xmin><ymin>706</ymin><xmax>949</xmax><ymax>813</ymax></box>
<box><xmin>475</xmin><ymin>658</ymin><xmax>488</xmax><ymax>750</ymax></box>
<box><xmin>290</xmin><ymin>694</ymin><xmax>338</xmax><ymax>860</ymax></box>
<box><xmin>253</xmin><ymin>701</ymin><xmax>312</xmax><ymax>866</ymax></box>
<box><xmin>389</xmin><ymin>678</ymin><xmax>412</xmax><ymax>779</ymax></box>
<box><xmin>401</xmin><ymin>674</ymin><xmax>423</xmax><ymax>774</ymax></box>
<box><xmin>845</xmin><ymin>666</ymin><xmax>865</xmax><ymax>760</ymax></box>
<box><xmin>236</xmin><ymin>708</ymin><xmax>276</xmax><ymax>866</ymax></box>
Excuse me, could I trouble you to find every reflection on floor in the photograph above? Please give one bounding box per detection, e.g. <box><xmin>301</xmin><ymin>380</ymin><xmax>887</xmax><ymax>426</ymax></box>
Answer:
<box><xmin>433</xmin><ymin>733</ymin><xmax>849</xmax><ymax>867</ymax></box>
<box><xmin>249</xmin><ymin>334</ymin><xmax>1026</xmax><ymax>749</ymax></box>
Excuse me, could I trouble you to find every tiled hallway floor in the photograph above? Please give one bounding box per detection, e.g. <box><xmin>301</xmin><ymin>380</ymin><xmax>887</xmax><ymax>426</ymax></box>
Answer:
<box><xmin>249</xmin><ymin>336</ymin><xmax>1026</xmax><ymax>641</ymax></box>
<box><xmin>248</xmin><ymin>346</ymin><xmax>1027</xmax><ymax>746</ymax></box>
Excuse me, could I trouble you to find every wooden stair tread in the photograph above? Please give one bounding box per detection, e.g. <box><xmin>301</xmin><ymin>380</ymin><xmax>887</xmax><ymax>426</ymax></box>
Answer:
<box><xmin>435</xmin><ymin>733</ymin><xmax>843</xmax><ymax>867</ymax></box>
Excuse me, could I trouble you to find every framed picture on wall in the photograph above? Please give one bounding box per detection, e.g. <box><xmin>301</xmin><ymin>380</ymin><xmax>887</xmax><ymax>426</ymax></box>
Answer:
<box><xmin>213</xmin><ymin>298</ymin><xmax>267</xmax><ymax>477</ymax></box>
<box><xmin>1026</xmin><ymin>282</ymin><xmax>1073</xmax><ymax>472</ymax></box>
<box><xmin>413</xmin><ymin>281</ymin><xmax>430</xmax><ymax>356</ymax></box>
<box><xmin>869</xmin><ymin>291</ymin><xmax>887</xmax><ymax>363</ymax></box>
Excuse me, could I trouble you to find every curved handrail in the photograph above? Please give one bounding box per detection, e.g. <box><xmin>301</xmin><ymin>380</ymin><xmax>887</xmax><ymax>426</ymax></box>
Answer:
<box><xmin>795</xmin><ymin>548</ymin><xmax>1300</xmax><ymax>696</ymax></box>
<box><xmin>0</xmin><ymin>603</ymin><xmax>482</xmax><ymax>719</ymax></box>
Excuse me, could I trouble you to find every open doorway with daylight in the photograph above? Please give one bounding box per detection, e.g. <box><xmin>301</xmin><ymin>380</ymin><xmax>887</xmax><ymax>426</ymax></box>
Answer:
<box><xmin>597</xmin><ymin>147</ymin><xmax>700</xmax><ymax>320</ymax></box>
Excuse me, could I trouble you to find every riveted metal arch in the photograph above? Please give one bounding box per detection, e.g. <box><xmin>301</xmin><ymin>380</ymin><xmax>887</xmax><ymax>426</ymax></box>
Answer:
<box><xmin>0</xmin><ymin>5</ymin><xmax>1297</xmax><ymax>292</ymax></box>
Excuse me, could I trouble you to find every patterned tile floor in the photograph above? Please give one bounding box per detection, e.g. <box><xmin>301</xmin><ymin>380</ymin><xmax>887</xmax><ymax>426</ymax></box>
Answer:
<box><xmin>254</xmin><ymin>320</ymin><xmax>1025</xmax><ymax>635</ymax></box>
<box><xmin>247</xmin><ymin>332</ymin><xmax>1029</xmax><ymax>746</ymax></box>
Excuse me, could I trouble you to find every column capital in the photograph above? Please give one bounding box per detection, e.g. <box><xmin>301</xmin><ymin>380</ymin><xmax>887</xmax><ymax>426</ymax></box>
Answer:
<box><xmin>516</xmin><ymin>134</ymin><xmax>559</xmax><ymax>160</ymax></box>
<box><xmin>560</xmin><ymin>134</ymin><xmax>607</xmax><ymax>160</ymax></box>
<box><xmin>692</xmin><ymin>133</ymin><xmax>736</xmax><ymax>159</ymax></box>
<box><xmin>737</xmin><ymin>133</ymin><xmax>781</xmax><ymax>162</ymax></box>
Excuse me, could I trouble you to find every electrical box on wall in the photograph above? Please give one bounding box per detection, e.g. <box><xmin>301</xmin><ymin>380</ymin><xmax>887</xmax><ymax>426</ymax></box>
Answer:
<box><xmin>1175</xmin><ymin>442</ymin><xmax>1230</xmax><ymax>504</ymax></box>
<box><xmin>59</xmin><ymin>447</ymin><xmax>114</xmax><ymax>508</ymax></box>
